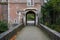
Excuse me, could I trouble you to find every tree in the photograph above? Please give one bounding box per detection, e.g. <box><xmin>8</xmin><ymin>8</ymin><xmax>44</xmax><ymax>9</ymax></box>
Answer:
<box><xmin>41</xmin><ymin>0</ymin><xmax>60</xmax><ymax>24</ymax></box>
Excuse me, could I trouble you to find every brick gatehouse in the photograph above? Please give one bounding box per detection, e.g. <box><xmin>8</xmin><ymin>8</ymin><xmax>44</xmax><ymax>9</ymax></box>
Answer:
<box><xmin>0</xmin><ymin>0</ymin><xmax>44</xmax><ymax>25</ymax></box>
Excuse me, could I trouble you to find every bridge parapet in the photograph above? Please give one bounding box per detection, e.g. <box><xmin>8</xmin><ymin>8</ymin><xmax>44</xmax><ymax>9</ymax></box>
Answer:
<box><xmin>0</xmin><ymin>23</ymin><xmax>24</xmax><ymax>40</ymax></box>
<box><xmin>38</xmin><ymin>24</ymin><xmax>60</xmax><ymax>40</ymax></box>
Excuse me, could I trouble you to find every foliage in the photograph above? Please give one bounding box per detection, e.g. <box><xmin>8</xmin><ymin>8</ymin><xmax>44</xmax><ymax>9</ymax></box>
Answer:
<box><xmin>27</xmin><ymin>14</ymin><xmax>35</xmax><ymax>21</ymax></box>
<box><xmin>48</xmin><ymin>24</ymin><xmax>60</xmax><ymax>32</ymax></box>
<box><xmin>40</xmin><ymin>0</ymin><xmax>60</xmax><ymax>32</ymax></box>
<box><xmin>0</xmin><ymin>21</ymin><xmax>8</xmax><ymax>32</ymax></box>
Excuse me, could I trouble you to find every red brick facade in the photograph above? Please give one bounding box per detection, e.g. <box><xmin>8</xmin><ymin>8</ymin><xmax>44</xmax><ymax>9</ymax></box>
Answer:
<box><xmin>0</xmin><ymin>4</ymin><xmax>2</xmax><ymax>20</ymax></box>
<box><xmin>0</xmin><ymin>0</ymin><xmax>8</xmax><ymax>21</ymax></box>
<box><xmin>8</xmin><ymin>0</ymin><xmax>43</xmax><ymax>24</ymax></box>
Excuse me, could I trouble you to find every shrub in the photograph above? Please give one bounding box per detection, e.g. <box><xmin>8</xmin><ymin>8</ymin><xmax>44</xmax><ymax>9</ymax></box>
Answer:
<box><xmin>45</xmin><ymin>23</ymin><xmax>60</xmax><ymax>32</ymax></box>
<box><xmin>0</xmin><ymin>21</ymin><xmax>8</xmax><ymax>32</ymax></box>
<box><xmin>54</xmin><ymin>25</ymin><xmax>60</xmax><ymax>32</ymax></box>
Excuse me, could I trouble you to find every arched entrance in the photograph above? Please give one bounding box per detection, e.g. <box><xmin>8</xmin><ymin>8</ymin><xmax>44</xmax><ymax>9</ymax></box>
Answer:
<box><xmin>26</xmin><ymin>11</ymin><xmax>36</xmax><ymax>25</ymax></box>
<box><xmin>23</xmin><ymin>8</ymin><xmax>38</xmax><ymax>26</ymax></box>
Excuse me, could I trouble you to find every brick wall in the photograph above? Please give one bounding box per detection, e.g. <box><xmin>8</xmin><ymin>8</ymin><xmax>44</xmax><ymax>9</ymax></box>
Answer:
<box><xmin>2</xmin><ymin>4</ymin><xmax>8</xmax><ymax>21</ymax></box>
<box><xmin>0</xmin><ymin>4</ymin><xmax>8</xmax><ymax>22</ymax></box>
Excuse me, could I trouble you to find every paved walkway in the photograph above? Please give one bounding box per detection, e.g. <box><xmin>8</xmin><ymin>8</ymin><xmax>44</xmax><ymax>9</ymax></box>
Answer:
<box><xmin>27</xmin><ymin>21</ymin><xmax>35</xmax><ymax>26</ymax></box>
<box><xmin>27</xmin><ymin>21</ymin><xmax>34</xmax><ymax>23</ymax></box>
<box><xmin>15</xmin><ymin>26</ymin><xmax>51</xmax><ymax>40</ymax></box>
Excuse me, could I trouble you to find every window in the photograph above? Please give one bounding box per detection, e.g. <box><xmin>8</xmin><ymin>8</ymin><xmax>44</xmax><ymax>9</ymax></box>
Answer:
<box><xmin>44</xmin><ymin>0</ymin><xmax>49</xmax><ymax>3</ymax></box>
<box><xmin>13</xmin><ymin>0</ymin><xmax>18</xmax><ymax>2</ymax></box>
<box><xmin>27</xmin><ymin>0</ymin><xmax>34</xmax><ymax>6</ymax></box>
<box><xmin>1</xmin><ymin>0</ymin><xmax>8</xmax><ymax>2</ymax></box>
<box><xmin>44</xmin><ymin>0</ymin><xmax>47</xmax><ymax>3</ymax></box>
<box><xmin>2</xmin><ymin>5</ymin><xmax>8</xmax><ymax>21</ymax></box>
<box><xmin>14</xmin><ymin>19</ymin><xmax>17</xmax><ymax>24</ymax></box>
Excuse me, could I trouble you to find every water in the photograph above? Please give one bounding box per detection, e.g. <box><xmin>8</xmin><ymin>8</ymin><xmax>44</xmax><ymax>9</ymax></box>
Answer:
<box><xmin>15</xmin><ymin>26</ymin><xmax>51</xmax><ymax>40</ymax></box>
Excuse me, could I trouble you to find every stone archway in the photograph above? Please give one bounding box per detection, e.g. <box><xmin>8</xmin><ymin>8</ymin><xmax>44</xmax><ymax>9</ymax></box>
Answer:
<box><xmin>23</xmin><ymin>8</ymin><xmax>38</xmax><ymax>26</ymax></box>
<box><xmin>26</xmin><ymin>11</ymin><xmax>36</xmax><ymax>25</ymax></box>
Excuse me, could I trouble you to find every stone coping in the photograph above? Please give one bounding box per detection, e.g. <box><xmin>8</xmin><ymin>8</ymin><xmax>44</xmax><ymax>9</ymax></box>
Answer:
<box><xmin>38</xmin><ymin>24</ymin><xmax>60</xmax><ymax>40</ymax></box>
<box><xmin>0</xmin><ymin>23</ymin><xmax>24</xmax><ymax>40</ymax></box>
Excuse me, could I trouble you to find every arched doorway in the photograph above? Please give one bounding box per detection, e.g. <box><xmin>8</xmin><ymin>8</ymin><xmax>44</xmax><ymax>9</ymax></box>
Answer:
<box><xmin>26</xmin><ymin>11</ymin><xmax>36</xmax><ymax>25</ymax></box>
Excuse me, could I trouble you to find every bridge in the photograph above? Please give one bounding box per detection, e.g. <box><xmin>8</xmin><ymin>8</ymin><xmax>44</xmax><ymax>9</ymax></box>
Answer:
<box><xmin>0</xmin><ymin>11</ymin><xmax>60</xmax><ymax>40</ymax></box>
<box><xmin>0</xmin><ymin>9</ymin><xmax>60</xmax><ymax>40</ymax></box>
<box><xmin>15</xmin><ymin>26</ymin><xmax>50</xmax><ymax>40</ymax></box>
<box><xmin>0</xmin><ymin>22</ymin><xmax>60</xmax><ymax>40</ymax></box>
<box><xmin>0</xmin><ymin>0</ymin><xmax>60</xmax><ymax>40</ymax></box>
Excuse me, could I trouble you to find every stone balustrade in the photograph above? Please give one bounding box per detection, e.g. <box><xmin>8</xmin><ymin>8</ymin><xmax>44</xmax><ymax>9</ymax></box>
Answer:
<box><xmin>38</xmin><ymin>24</ymin><xmax>60</xmax><ymax>40</ymax></box>
<box><xmin>0</xmin><ymin>23</ymin><xmax>24</xmax><ymax>40</ymax></box>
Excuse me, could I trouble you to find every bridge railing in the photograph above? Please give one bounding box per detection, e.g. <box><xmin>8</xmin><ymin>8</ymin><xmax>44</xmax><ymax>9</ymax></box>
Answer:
<box><xmin>38</xmin><ymin>24</ymin><xmax>60</xmax><ymax>40</ymax></box>
<box><xmin>0</xmin><ymin>23</ymin><xmax>24</xmax><ymax>40</ymax></box>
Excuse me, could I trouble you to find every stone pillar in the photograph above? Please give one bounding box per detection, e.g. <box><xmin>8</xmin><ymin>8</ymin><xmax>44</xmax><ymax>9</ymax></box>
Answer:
<box><xmin>23</xmin><ymin>13</ymin><xmax>26</xmax><ymax>26</ymax></box>
<box><xmin>36</xmin><ymin>14</ymin><xmax>38</xmax><ymax>25</ymax></box>
<box><xmin>8</xmin><ymin>2</ymin><xmax>10</xmax><ymax>24</ymax></box>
